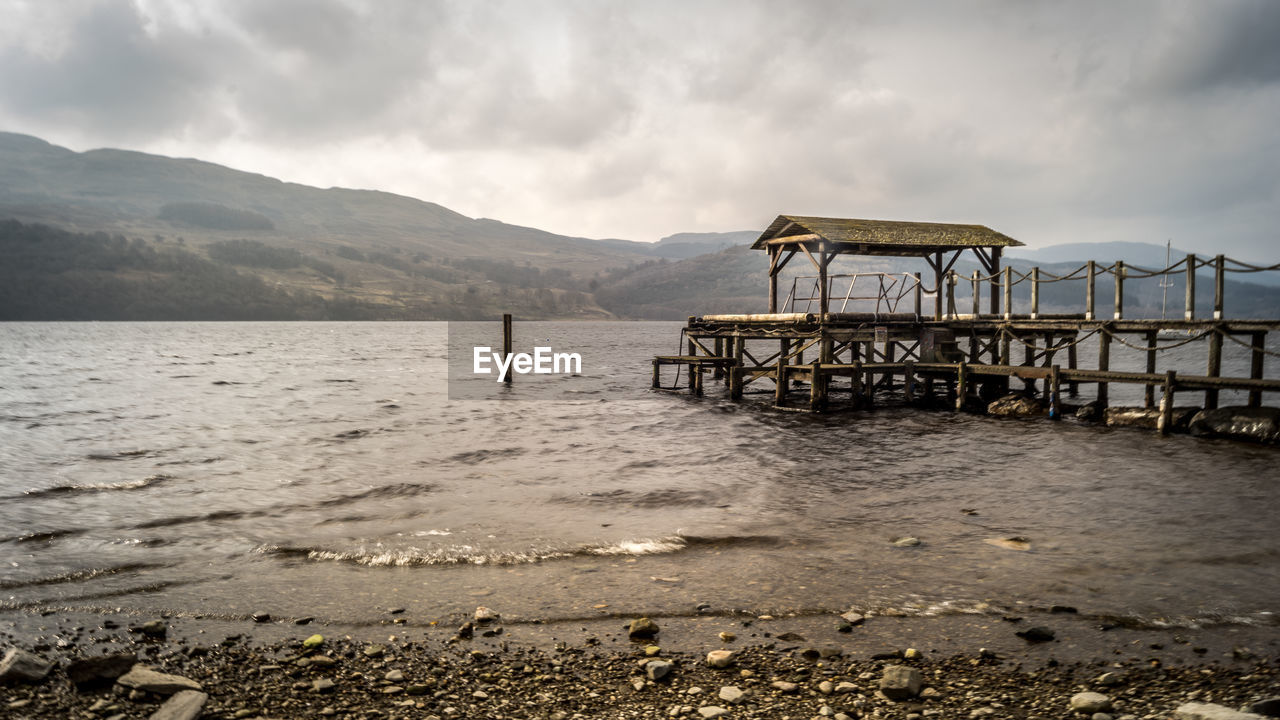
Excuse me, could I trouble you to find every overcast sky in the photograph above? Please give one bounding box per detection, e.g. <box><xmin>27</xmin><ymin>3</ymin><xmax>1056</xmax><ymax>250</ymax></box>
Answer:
<box><xmin>2</xmin><ymin>0</ymin><xmax>1278</xmax><ymax>257</ymax></box>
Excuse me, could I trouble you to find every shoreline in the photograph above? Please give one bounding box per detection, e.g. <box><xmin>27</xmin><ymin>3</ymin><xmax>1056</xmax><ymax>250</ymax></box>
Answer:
<box><xmin>4</xmin><ymin>607</ymin><xmax>1278</xmax><ymax>719</ymax></box>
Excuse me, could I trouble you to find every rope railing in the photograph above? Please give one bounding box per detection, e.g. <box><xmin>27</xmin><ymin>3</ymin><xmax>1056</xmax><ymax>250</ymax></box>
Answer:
<box><xmin>948</xmin><ymin>252</ymin><xmax>1277</xmax><ymax>322</ymax></box>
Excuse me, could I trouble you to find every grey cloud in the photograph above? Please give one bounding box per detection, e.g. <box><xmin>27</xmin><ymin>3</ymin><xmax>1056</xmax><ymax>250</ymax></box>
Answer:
<box><xmin>1139</xmin><ymin>0</ymin><xmax>1280</xmax><ymax>94</ymax></box>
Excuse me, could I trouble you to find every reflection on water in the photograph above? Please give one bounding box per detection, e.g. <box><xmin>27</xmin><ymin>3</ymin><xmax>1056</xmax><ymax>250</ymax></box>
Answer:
<box><xmin>0</xmin><ymin>321</ymin><xmax>1276</xmax><ymax>629</ymax></box>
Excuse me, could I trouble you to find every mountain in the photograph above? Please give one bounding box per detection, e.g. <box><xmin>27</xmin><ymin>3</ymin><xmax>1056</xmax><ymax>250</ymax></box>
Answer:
<box><xmin>0</xmin><ymin>131</ymin><xmax>663</xmax><ymax>319</ymax></box>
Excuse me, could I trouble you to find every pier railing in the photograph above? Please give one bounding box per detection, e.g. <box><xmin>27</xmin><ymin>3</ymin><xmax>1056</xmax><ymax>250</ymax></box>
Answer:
<box><xmin>789</xmin><ymin>254</ymin><xmax>1280</xmax><ymax>322</ymax></box>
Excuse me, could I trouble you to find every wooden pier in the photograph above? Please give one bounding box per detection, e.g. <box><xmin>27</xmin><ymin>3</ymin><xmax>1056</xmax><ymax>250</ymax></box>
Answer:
<box><xmin>653</xmin><ymin>216</ymin><xmax>1280</xmax><ymax>438</ymax></box>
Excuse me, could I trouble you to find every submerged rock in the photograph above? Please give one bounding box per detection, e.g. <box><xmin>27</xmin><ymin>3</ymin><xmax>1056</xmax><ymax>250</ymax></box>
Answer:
<box><xmin>987</xmin><ymin>394</ymin><xmax>1045</xmax><ymax>417</ymax></box>
<box><xmin>1016</xmin><ymin>626</ymin><xmax>1055</xmax><ymax>643</ymax></box>
<box><xmin>1189</xmin><ymin>407</ymin><xmax>1280</xmax><ymax>445</ymax></box>
<box><xmin>628</xmin><ymin>618</ymin><xmax>660</xmax><ymax>640</ymax></box>
<box><xmin>1104</xmin><ymin>406</ymin><xmax>1198</xmax><ymax>431</ymax></box>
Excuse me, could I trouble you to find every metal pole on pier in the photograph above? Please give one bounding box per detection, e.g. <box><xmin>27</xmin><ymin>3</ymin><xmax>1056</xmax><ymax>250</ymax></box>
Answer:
<box><xmin>502</xmin><ymin>313</ymin><xmax>513</xmax><ymax>385</ymax></box>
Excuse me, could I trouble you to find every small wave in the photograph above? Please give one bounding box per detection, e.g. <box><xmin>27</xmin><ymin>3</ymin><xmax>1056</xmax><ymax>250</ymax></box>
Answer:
<box><xmin>446</xmin><ymin>447</ymin><xmax>527</xmax><ymax>464</ymax></box>
<box><xmin>556</xmin><ymin>487</ymin><xmax>724</xmax><ymax>509</ymax></box>
<box><xmin>256</xmin><ymin>532</ymin><xmax>777</xmax><ymax>568</ymax></box>
<box><xmin>0</xmin><ymin>562</ymin><xmax>165</xmax><ymax>590</ymax></box>
<box><xmin>86</xmin><ymin>449</ymin><xmax>153</xmax><ymax>461</ymax></box>
<box><xmin>311</xmin><ymin>482</ymin><xmax>435</xmax><ymax>507</ymax></box>
<box><xmin>17</xmin><ymin>474</ymin><xmax>171</xmax><ymax>500</ymax></box>
<box><xmin>0</xmin><ymin>528</ymin><xmax>86</xmax><ymax>544</ymax></box>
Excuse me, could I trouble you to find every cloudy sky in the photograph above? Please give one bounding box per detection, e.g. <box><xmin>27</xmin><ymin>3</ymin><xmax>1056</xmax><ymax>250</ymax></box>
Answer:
<box><xmin>2</xmin><ymin>0</ymin><xmax>1278</xmax><ymax>257</ymax></box>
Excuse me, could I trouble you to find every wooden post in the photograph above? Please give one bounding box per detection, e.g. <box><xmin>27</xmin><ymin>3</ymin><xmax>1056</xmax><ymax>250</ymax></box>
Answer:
<box><xmin>1085</xmin><ymin>260</ymin><xmax>1096</xmax><ymax>321</ymax></box>
<box><xmin>947</xmin><ymin>272</ymin><xmax>957</xmax><ymax>319</ymax></box>
<box><xmin>1030</xmin><ymin>267</ymin><xmax>1040</xmax><ymax>319</ymax></box>
<box><xmin>932</xmin><ymin>251</ymin><xmax>944</xmax><ymax>322</ymax></box>
<box><xmin>1000</xmin><ymin>330</ymin><xmax>1011</xmax><ymax>366</ymax></box>
<box><xmin>713</xmin><ymin>338</ymin><xmax>725</xmax><ymax>379</ymax></box>
<box><xmin>775</xmin><ymin>339</ymin><xmax>789</xmax><ymax>406</ymax></box>
<box><xmin>1158</xmin><ymin>370</ymin><xmax>1176</xmax><ymax>435</ymax></box>
<box><xmin>502</xmin><ymin>313</ymin><xmax>513</xmax><ymax>385</ymax></box>
<box><xmin>1185</xmin><ymin>254</ymin><xmax>1197</xmax><ymax>321</ymax></box>
<box><xmin>1047</xmin><ymin>364</ymin><xmax>1061</xmax><ymax>420</ymax></box>
<box><xmin>904</xmin><ymin>360</ymin><xmax>917</xmax><ymax>402</ymax></box>
<box><xmin>955</xmin><ymin>362</ymin><xmax>967</xmax><ymax>411</ymax></box>
<box><xmin>1067</xmin><ymin>341</ymin><xmax>1079</xmax><ymax>397</ymax></box>
<box><xmin>1144</xmin><ymin>329</ymin><xmax>1157</xmax><ymax>408</ymax></box>
<box><xmin>729</xmin><ymin>366</ymin><xmax>743</xmax><ymax>401</ymax></box>
<box><xmin>913</xmin><ymin>272</ymin><xmax>923</xmax><ymax>319</ymax></box>
<box><xmin>1213</xmin><ymin>254</ymin><xmax>1225</xmax><ymax>320</ymax></box>
<box><xmin>971</xmin><ymin>270</ymin><xmax>981</xmax><ymax>317</ymax></box>
<box><xmin>1098</xmin><ymin>326</ymin><xmax>1111</xmax><ymax>407</ymax></box>
<box><xmin>809</xmin><ymin>360</ymin><xmax>825</xmax><ymax>412</ymax></box>
<box><xmin>688</xmin><ymin>335</ymin><xmax>696</xmax><ymax>357</ymax></box>
<box><xmin>768</xmin><ymin>246</ymin><xmax>778</xmax><ymax>313</ymax></box>
<box><xmin>988</xmin><ymin>247</ymin><xmax>1002</xmax><ymax>316</ymax></box>
<box><xmin>1113</xmin><ymin>261</ymin><xmax>1125</xmax><ymax>320</ymax></box>
<box><xmin>1002</xmin><ymin>266</ymin><xmax>1013</xmax><ymax>320</ymax></box>
<box><xmin>1205</xmin><ymin>327</ymin><xmax>1223</xmax><ymax>410</ymax></box>
<box><xmin>651</xmin><ymin>359</ymin><xmax>660</xmax><ymax>389</ymax></box>
<box><xmin>1249</xmin><ymin>331</ymin><xmax>1266</xmax><ymax>408</ymax></box>
<box><xmin>693</xmin><ymin>365</ymin><xmax>703</xmax><ymax>396</ymax></box>
<box><xmin>818</xmin><ymin>247</ymin><xmax>830</xmax><ymax>318</ymax></box>
<box><xmin>1022</xmin><ymin>340</ymin><xmax>1035</xmax><ymax>393</ymax></box>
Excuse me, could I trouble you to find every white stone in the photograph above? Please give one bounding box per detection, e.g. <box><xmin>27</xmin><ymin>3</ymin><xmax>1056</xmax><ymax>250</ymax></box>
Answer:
<box><xmin>1069</xmin><ymin>692</ymin><xmax>1112</xmax><ymax>714</ymax></box>
<box><xmin>706</xmin><ymin>650</ymin><xmax>734</xmax><ymax>669</ymax></box>
<box><xmin>718</xmin><ymin>686</ymin><xmax>745</xmax><ymax>703</ymax></box>
<box><xmin>698</xmin><ymin>706</ymin><xmax>730</xmax><ymax>719</ymax></box>
<box><xmin>1173</xmin><ymin>703</ymin><xmax>1267</xmax><ymax>720</ymax></box>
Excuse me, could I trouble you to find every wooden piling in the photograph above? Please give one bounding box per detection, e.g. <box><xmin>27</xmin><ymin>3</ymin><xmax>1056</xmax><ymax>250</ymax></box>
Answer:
<box><xmin>1158</xmin><ymin>370</ymin><xmax>1176</xmax><ymax>435</ymax></box>
<box><xmin>905</xmin><ymin>360</ymin><xmax>917</xmax><ymax>402</ymax></box>
<box><xmin>809</xmin><ymin>361</ymin><xmax>825</xmax><ymax>412</ymax></box>
<box><xmin>1098</xmin><ymin>327</ymin><xmax>1111</xmax><ymax>407</ymax></box>
<box><xmin>955</xmin><ymin>362</ymin><xmax>967</xmax><ymax>411</ymax></box>
<box><xmin>1049</xmin><ymin>364</ymin><xmax>1061</xmax><ymax>420</ymax></box>
<box><xmin>1067</xmin><ymin>341</ymin><xmax>1079</xmax><ymax>397</ymax></box>
<box><xmin>651</xmin><ymin>359</ymin><xmax>660</xmax><ymax>389</ymax></box>
<box><xmin>502</xmin><ymin>313</ymin><xmax>513</xmax><ymax>385</ymax></box>
<box><xmin>1205</xmin><ymin>326</ymin><xmax>1223</xmax><ymax>409</ymax></box>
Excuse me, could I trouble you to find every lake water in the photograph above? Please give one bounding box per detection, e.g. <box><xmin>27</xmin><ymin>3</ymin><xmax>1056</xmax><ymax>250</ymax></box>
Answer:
<box><xmin>1</xmin><ymin>322</ymin><xmax>1277</xmax><ymax>632</ymax></box>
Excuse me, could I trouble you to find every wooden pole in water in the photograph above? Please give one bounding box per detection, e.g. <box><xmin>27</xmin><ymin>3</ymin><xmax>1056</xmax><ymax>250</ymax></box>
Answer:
<box><xmin>1205</xmin><ymin>326</ymin><xmax>1223</xmax><ymax>410</ymax></box>
<box><xmin>1144</xmin><ymin>329</ymin><xmax>1158</xmax><ymax>408</ymax></box>
<box><xmin>1098</xmin><ymin>326</ymin><xmax>1111</xmax><ymax>407</ymax></box>
<box><xmin>502</xmin><ymin>313</ymin><xmax>513</xmax><ymax>385</ymax></box>
<box><xmin>905</xmin><ymin>360</ymin><xmax>917</xmax><ymax>403</ymax></box>
<box><xmin>1249</xmin><ymin>331</ymin><xmax>1266</xmax><ymax>408</ymax></box>
<box><xmin>775</xmin><ymin>339</ymin><xmax>789</xmax><ymax>407</ymax></box>
<box><xmin>1158</xmin><ymin>370</ymin><xmax>1177</xmax><ymax>435</ymax></box>
<box><xmin>1067</xmin><ymin>341</ymin><xmax>1079</xmax><ymax>397</ymax></box>
<box><xmin>955</xmin><ymin>361</ymin><xmax>967</xmax><ymax>411</ymax></box>
<box><xmin>809</xmin><ymin>360</ymin><xmax>825</xmax><ymax>412</ymax></box>
<box><xmin>651</xmin><ymin>359</ymin><xmax>660</xmax><ymax>389</ymax></box>
<box><xmin>713</xmin><ymin>338</ymin><xmax>724</xmax><ymax>379</ymax></box>
<box><xmin>1048</xmin><ymin>364</ymin><xmax>1062</xmax><ymax>420</ymax></box>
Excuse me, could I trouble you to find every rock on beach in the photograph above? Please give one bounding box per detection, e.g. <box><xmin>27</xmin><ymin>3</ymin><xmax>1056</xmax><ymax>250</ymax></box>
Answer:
<box><xmin>879</xmin><ymin>664</ymin><xmax>922</xmax><ymax>700</ymax></box>
<box><xmin>0</xmin><ymin>648</ymin><xmax>53</xmax><ymax>683</ymax></box>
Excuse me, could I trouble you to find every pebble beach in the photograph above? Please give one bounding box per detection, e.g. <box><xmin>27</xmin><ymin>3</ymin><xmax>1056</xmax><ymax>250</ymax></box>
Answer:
<box><xmin>3</xmin><ymin>606</ymin><xmax>1278</xmax><ymax>719</ymax></box>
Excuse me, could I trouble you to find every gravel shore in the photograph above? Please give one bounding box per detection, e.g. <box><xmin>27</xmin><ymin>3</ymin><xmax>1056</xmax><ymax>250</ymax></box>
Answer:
<box><xmin>3</xmin><ymin>608</ymin><xmax>1278</xmax><ymax>719</ymax></box>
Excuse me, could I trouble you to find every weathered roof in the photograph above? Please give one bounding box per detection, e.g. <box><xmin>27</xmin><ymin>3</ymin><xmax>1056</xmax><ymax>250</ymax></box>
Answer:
<box><xmin>751</xmin><ymin>215</ymin><xmax>1022</xmax><ymax>255</ymax></box>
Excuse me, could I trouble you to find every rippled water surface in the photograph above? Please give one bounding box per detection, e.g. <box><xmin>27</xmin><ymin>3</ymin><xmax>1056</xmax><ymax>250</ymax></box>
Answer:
<box><xmin>1</xmin><ymin>322</ymin><xmax>1277</xmax><ymax>630</ymax></box>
